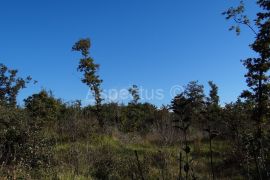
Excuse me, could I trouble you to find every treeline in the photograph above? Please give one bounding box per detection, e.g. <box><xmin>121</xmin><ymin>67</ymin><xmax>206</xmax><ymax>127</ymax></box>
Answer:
<box><xmin>0</xmin><ymin>63</ymin><xmax>269</xmax><ymax>179</ymax></box>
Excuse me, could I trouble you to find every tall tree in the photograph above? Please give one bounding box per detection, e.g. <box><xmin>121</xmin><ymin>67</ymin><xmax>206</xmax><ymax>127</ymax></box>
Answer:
<box><xmin>224</xmin><ymin>0</ymin><xmax>270</xmax><ymax>134</ymax></box>
<box><xmin>224</xmin><ymin>1</ymin><xmax>270</xmax><ymax>178</ymax></box>
<box><xmin>72</xmin><ymin>38</ymin><xmax>104</xmax><ymax>127</ymax></box>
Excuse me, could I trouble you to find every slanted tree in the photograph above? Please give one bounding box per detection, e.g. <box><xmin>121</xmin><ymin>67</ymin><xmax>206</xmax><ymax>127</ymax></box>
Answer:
<box><xmin>0</xmin><ymin>64</ymin><xmax>32</xmax><ymax>107</ymax></box>
<box><xmin>72</xmin><ymin>38</ymin><xmax>104</xmax><ymax>127</ymax></box>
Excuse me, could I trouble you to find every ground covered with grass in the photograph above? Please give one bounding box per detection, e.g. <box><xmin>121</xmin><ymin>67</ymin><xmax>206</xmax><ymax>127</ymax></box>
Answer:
<box><xmin>49</xmin><ymin>131</ymin><xmax>240</xmax><ymax>180</ymax></box>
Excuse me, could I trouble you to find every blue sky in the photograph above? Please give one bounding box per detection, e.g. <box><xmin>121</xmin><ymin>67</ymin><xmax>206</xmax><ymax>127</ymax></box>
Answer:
<box><xmin>0</xmin><ymin>0</ymin><xmax>259</xmax><ymax>106</ymax></box>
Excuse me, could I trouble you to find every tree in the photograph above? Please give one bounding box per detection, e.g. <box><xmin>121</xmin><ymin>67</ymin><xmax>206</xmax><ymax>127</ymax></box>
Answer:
<box><xmin>204</xmin><ymin>81</ymin><xmax>220</xmax><ymax>180</ymax></box>
<box><xmin>204</xmin><ymin>81</ymin><xmax>220</xmax><ymax>132</ymax></box>
<box><xmin>0</xmin><ymin>64</ymin><xmax>32</xmax><ymax>107</ymax></box>
<box><xmin>224</xmin><ymin>0</ymin><xmax>270</xmax><ymax>133</ymax></box>
<box><xmin>171</xmin><ymin>81</ymin><xmax>205</xmax><ymax>180</ymax></box>
<box><xmin>72</xmin><ymin>38</ymin><xmax>104</xmax><ymax>127</ymax></box>
<box><xmin>171</xmin><ymin>81</ymin><xmax>205</xmax><ymax>130</ymax></box>
<box><xmin>223</xmin><ymin>1</ymin><xmax>270</xmax><ymax>179</ymax></box>
<box><xmin>182</xmin><ymin>81</ymin><xmax>205</xmax><ymax>127</ymax></box>
<box><xmin>24</xmin><ymin>90</ymin><xmax>63</xmax><ymax>128</ymax></box>
<box><xmin>207</xmin><ymin>81</ymin><xmax>219</xmax><ymax>106</ymax></box>
<box><xmin>128</xmin><ymin>85</ymin><xmax>140</xmax><ymax>105</ymax></box>
<box><xmin>171</xmin><ymin>93</ymin><xmax>192</xmax><ymax>180</ymax></box>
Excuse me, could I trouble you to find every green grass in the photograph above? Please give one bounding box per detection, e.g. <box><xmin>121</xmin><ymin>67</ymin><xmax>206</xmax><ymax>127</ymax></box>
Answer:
<box><xmin>50</xmin><ymin>133</ymin><xmax>238</xmax><ymax>179</ymax></box>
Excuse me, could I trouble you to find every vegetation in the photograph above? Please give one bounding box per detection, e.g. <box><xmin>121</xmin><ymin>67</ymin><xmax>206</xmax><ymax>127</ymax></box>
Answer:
<box><xmin>0</xmin><ymin>0</ymin><xmax>270</xmax><ymax>179</ymax></box>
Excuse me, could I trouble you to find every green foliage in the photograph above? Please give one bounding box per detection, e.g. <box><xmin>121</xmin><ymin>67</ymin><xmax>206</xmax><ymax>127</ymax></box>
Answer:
<box><xmin>24</xmin><ymin>90</ymin><xmax>63</xmax><ymax>127</ymax></box>
<box><xmin>207</xmin><ymin>81</ymin><xmax>219</xmax><ymax>106</ymax></box>
<box><xmin>59</xmin><ymin>103</ymin><xmax>98</xmax><ymax>142</ymax></box>
<box><xmin>171</xmin><ymin>81</ymin><xmax>205</xmax><ymax>180</ymax></box>
<box><xmin>0</xmin><ymin>106</ymin><xmax>54</xmax><ymax>179</ymax></box>
<box><xmin>0</xmin><ymin>63</ymin><xmax>32</xmax><ymax>107</ymax></box>
<box><xmin>128</xmin><ymin>85</ymin><xmax>140</xmax><ymax>105</ymax></box>
<box><xmin>1</xmin><ymin>2</ymin><xmax>270</xmax><ymax>178</ymax></box>
<box><xmin>72</xmin><ymin>38</ymin><xmax>103</xmax><ymax>127</ymax></box>
<box><xmin>222</xmin><ymin>0</ymin><xmax>251</xmax><ymax>35</ymax></box>
<box><xmin>224</xmin><ymin>1</ymin><xmax>270</xmax><ymax>179</ymax></box>
<box><xmin>120</xmin><ymin>103</ymin><xmax>157</xmax><ymax>133</ymax></box>
<box><xmin>204</xmin><ymin>81</ymin><xmax>221</xmax><ymax>132</ymax></box>
<box><xmin>171</xmin><ymin>81</ymin><xmax>205</xmax><ymax>126</ymax></box>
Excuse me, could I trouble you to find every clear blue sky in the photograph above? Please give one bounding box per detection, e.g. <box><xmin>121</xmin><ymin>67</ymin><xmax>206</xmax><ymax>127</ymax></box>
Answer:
<box><xmin>0</xmin><ymin>0</ymin><xmax>259</xmax><ymax>106</ymax></box>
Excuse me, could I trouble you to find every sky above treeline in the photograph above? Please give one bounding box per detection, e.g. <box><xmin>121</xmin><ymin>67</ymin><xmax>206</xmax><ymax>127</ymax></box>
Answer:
<box><xmin>0</xmin><ymin>0</ymin><xmax>260</xmax><ymax>107</ymax></box>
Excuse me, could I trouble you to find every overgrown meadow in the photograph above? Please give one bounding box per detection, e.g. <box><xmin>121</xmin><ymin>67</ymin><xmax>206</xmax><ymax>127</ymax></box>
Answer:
<box><xmin>1</xmin><ymin>1</ymin><xmax>270</xmax><ymax>179</ymax></box>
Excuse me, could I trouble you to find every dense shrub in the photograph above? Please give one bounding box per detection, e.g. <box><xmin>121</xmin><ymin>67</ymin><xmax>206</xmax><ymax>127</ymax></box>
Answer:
<box><xmin>0</xmin><ymin>106</ymin><xmax>54</xmax><ymax>178</ymax></box>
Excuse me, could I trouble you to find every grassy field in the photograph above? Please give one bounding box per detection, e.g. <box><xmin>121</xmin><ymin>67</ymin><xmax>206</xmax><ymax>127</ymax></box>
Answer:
<box><xmin>47</xmin><ymin>131</ymin><xmax>241</xmax><ymax>180</ymax></box>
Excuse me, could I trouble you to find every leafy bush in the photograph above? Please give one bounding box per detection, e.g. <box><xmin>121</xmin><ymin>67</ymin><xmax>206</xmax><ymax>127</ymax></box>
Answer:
<box><xmin>0</xmin><ymin>105</ymin><xmax>54</xmax><ymax>178</ymax></box>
